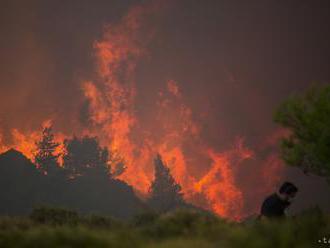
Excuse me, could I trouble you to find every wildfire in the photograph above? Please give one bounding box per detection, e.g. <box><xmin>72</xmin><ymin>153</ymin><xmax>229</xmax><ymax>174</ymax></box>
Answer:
<box><xmin>0</xmin><ymin>120</ymin><xmax>66</xmax><ymax>165</ymax></box>
<box><xmin>80</xmin><ymin>2</ymin><xmax>262</xmax><ymax>220</ymax></box>
<box><xmin>0</xmin><ymin>1</ymin><xmax>284</xmax><ymax>220</ymax></box>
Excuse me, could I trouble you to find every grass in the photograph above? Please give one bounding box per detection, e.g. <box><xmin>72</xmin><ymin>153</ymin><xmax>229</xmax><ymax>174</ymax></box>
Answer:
<box><xmin>0</xmin><ymin>206</ymin><xmax>329</xmax><ymax>247</ymax></box>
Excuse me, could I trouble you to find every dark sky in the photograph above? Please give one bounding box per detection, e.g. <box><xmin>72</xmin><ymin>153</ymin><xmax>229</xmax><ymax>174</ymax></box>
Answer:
<box><xmin>1</xmin><ymin>0</ymin><xmax>330</xmax><ymax>216</ymax></box>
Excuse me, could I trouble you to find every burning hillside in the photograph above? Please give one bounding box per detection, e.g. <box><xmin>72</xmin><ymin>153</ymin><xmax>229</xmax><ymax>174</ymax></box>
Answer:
<box><xmin>0</xmin><ymin>1</ymin><xmax>284</xmax><ymax>220</ymax></box>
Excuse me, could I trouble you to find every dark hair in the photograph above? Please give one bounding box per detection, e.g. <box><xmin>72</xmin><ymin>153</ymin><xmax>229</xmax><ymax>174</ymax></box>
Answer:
<box><xmin>279</xmin><ymin>182</ymin><xmax>298</xmax><ymax>195</ymax></box>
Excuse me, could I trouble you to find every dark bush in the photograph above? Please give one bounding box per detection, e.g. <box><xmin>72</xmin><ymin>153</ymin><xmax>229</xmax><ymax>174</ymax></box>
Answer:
<box><xmin>138</xmin><ymin>209</ymin><xmax>222</xmax><ymax>239</ymax></box>
<box><xmin>0</xmin><ymin>217</ymin><xmax>34</xmax><ymax>231</ymax></box>
<box><xmin>30</xmin><ymin>206</ymin><xmax>79</xmax><ymax>226</ymax></box>
<box><xmin>81</xmin><ymin>214</ymin><xmax>122</xmax><ymax>229</ymax></box>
<box><xmin>130</xmin><ymin>211</ymin><xmax>160</xmax><ymax>227</ymax></box>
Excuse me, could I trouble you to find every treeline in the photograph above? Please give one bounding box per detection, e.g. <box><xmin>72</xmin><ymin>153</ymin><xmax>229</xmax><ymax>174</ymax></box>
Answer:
<box><xmin>0</xmin><ymin>127</ymin><xmax>190</xmax><ymax>218</ymax></box>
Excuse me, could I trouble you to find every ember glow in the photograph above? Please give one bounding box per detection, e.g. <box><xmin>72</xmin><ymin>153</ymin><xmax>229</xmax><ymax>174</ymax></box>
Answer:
<box><xmin>0</xmin><ymin>1</ymin><xmax>285</xmax><ymax>220</ymax></box>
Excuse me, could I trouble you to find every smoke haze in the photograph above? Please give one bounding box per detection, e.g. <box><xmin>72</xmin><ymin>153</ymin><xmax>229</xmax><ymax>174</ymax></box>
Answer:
<box><xmin>1</xmin><ymin>0</ymin><xmax>330</xmax><ymax>219</ymax></box>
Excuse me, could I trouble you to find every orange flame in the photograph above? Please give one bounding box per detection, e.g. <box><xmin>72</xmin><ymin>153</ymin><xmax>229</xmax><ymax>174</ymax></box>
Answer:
<box><xmin>0</xmin><ymin>120</ymin><xmax>66</xmax><ymax>165</ymax></box>
<box><xmin>80</xmin><ymin>3</ymin><xmax>266</xmax><ymax>220</ymax></box>
<box><xmin>0</xmin><ymin>2</ymin><xmax>284</xmax><ymax>220</ymax></box>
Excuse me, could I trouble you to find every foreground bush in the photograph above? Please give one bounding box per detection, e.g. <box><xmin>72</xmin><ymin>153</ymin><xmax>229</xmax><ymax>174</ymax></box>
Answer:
<box><xmin>0</xmin><ymin>206</ymin><xmax>329</xmax><ymax>247</ymax></box>
<box><xmin>30</xmin><ymin>206</ymin><xmax>79</xmax><ymax>226</ymax></box>
<box><xmin>0</xmin><ymin>227</ymin><xmax>140</xmax><ymax>248</ymax></box>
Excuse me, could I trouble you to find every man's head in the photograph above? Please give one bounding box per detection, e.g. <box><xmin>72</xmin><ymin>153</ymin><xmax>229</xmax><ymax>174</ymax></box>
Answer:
<box><xmin>279</xmin><ymin>182</ymin><xmax>298</xmax><ymax>201</ymax></box>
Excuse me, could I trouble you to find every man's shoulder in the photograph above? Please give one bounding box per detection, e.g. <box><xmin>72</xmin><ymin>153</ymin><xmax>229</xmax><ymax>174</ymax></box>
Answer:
<box><xmin>261</xmin><ymin>193</ymin><xmax>283</xmax><ymax>216</ymax></box>
<box><xmin>265</xmin><ymin>193</ymin><xmax>278</xmax><ymax>201</ymax></box>
<box><xmin>263</xmin><ymin>193</ymin><xmax>279</xmax><ymax>206</ymax></box>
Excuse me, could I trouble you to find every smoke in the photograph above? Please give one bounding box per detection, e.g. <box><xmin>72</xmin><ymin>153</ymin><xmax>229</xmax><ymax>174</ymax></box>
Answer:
<box><xmin>2</xmin><ymin>0</ymin><xmax>330</xmax><ymax>219</ymax></box>
<box><xmin>79</xmin><ymin>1</ymin><xmax>284</xmax><ymax>220</ymax></box>
<box><xmin>0</xmin><ymin>0</ymin><xmax>283</xmax><ymax>220</ymax></box>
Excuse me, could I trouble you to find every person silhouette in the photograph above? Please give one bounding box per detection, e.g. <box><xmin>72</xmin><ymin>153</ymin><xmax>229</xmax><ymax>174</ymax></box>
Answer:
<box><xmin>260</xmin><ymin>182</ymin><xmax>298</xmax><ymax>218</ymax></box>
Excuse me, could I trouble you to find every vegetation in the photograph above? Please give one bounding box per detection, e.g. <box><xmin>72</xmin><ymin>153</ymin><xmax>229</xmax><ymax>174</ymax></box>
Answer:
<box><xmin>0</xmin><ymin>134</ymin><xmax>191</xmax><ymax>219</ymax></box>
<box><xmin>0</xmin><ymin>206</ymin><xmax>329</xmax><ymax>247</ymax></box>
<box><xmin>0</xmin><ymin>148</ymin><xmax>143</xmax><ymax>219</ymax></box>
<box><xmin>63</xmin><ymin>136</ymin><xmax>109</xmax><ymax>178</ymax></box>
<box><xmin>0</xmin><ymin>130</ymin><xmax>192</xmax><ymax>219</ymax></box>
<box><xmin>274</xmin><ymin>84</ymin><xmax>330</xmax><ymax>180</ymax></box>
<box><xmin>1</xmin><ymin>85</ymin><xmax>330</xmax><ymax>247</ymax></box>
<box><xmin>34</xmin><ymin>126</ymin><xmax>61</xmax><ymax>175</ymax></box>
<box><xmin>147</xmin><ymin>155</ymin><xmax>185</xmax><ymax>213</ymax></box>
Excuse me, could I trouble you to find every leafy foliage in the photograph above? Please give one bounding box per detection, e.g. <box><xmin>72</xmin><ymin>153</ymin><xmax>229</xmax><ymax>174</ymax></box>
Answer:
<box><xmin>274</xmin><ymin>84</ymin><xmax>330</xmax><ymax>179</ymax></box>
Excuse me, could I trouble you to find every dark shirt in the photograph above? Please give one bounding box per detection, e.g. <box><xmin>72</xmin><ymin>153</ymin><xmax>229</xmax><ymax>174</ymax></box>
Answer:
<box><xmin>260</xmin><ymin>193</ymin><xmax>291</xmax><ymax>218</ymax></box>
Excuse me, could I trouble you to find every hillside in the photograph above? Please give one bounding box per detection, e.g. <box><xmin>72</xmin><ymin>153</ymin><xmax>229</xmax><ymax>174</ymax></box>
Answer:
<box><xmin>0</xmin><ymin>149</ymin><xmax>144</xmax><ymax>219</ymax></box>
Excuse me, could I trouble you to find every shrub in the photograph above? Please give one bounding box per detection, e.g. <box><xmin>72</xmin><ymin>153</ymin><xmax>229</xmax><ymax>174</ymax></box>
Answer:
<box><xmin>138</xmin><ymin>209</ymin><xmax>222</xmax><ymax>239</ymax></box>
<box><xmin>0</xmin><ymin>217</ymin><xmax>34</xmax><ymax>231</ymax></box>
<box><xmin>130</xmin><ymin>211</ymin><xmax>160</xmax><ymax>227</ymax></box>
<box><xmin>30</xmin><ymin>206</ymin><xmax>79</xmax><ymax>226</ymax></box>
<box><xmin>0</xmin><ymin>206</ymin><xmax>329</xmax><ymax>247</ymax></box>
<box><xmin>81</xmin><ymin>214</ymin><xmax>123</xmax><ymax>229</ymax></box>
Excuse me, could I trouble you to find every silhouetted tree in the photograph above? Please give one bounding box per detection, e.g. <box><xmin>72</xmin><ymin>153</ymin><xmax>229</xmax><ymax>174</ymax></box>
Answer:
<box><xmin>34</xmin><ymin>126</ymin><xmax>61</xmax><ymax>175</ymax></box>
<box><xmin>147</xmin><ymin>154</ymin><xmax>184</xmax><ymax>212</ymax></box>
<box><xmin>62</xmin><ymin>136</ymin><xmax>145</xmax><ymax>217</ymax></box>
<box><xmin>63</xmin><ymin>136</ymin><xmax>109</xmax><ymax>178</ymax></box>
<box><xmin>274</xmin><ymin>84</ymin><xmax>330</xmax><ymax>181</ymax></box>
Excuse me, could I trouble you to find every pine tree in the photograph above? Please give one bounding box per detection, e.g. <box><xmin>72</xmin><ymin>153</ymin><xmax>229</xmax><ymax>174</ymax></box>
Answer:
<box><xmin>34</xmin><ymin>126</ymin><xmax>60</xmax><ymax>175</ymax></box>
<box><xmin>275</xmin><ymin>84</ymin><xmax>330</xmax><ymax>180</ymax></box>
<box><xmin>147</xmin><ymin>154</ymin><xmax>184</xmax><ymax>212</ymax></box>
